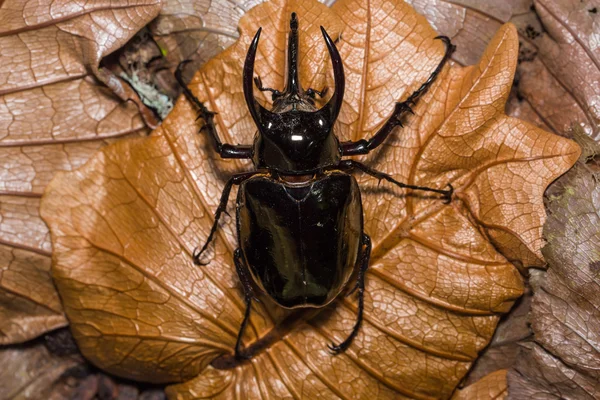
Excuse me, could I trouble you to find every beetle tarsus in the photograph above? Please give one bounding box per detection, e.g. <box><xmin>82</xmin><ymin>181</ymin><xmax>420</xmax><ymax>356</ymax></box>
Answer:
<box><xmin>443</xmin><ymin>183</ymin><xmax>454</xmax><ymax>204</ymax></box>
<box><xmin>329</xmin><ymin>234</ymin><xmax>371</xmax><ymax>355</ymax></box>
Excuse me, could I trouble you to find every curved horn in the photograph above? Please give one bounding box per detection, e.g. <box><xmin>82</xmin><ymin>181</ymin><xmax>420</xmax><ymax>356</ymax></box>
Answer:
<box><xmin>320</xmin><ymin>26</ymin><xmax>345</xmax><ymax>121</ymax></box>
<box><xmin>284</xmin><ymin>12</ymin><xmax>302</xmax><ymax>95</ymax></box>
<box><xmin>243</xmin><ymin>27</ymin><xmax>274</xmax><ymax>126</ymax></box>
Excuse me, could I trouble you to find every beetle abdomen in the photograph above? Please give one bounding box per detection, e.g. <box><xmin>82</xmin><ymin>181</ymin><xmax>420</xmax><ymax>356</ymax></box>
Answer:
<box><xmin>237</xmin><ymin>171</ymin><xmax>362</xmax><ymax>308</ymax></box>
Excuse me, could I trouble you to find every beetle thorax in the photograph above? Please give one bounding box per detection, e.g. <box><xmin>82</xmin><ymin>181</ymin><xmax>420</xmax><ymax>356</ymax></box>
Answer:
<box><xmin>243</xmin><ymin>12</ymin><xmax>345</xmax><ymax>175</ymax></box>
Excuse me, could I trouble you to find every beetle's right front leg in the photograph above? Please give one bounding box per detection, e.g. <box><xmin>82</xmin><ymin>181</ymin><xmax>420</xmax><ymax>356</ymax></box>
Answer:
<box><xmin>233</xmin><ymin>248</ymin><xmax>258</xmax><ymax>360</ymax></box>
<box><xmin>175</xmin><ymin>62</ymin><xmax>253</xmax><ymax>159</ymax></box>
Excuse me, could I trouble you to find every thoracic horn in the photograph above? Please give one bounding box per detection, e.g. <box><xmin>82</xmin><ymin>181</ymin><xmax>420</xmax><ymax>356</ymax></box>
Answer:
<box><xmin>284</xmin><ymin>12</ymin><xmax>302</xmax><ymax>96</ymax></box>
<box><xmin>243</xmin><ymin>16</ymin><xmax>345</xmax><ymax>126</ymax></box>
<box><xmin>319</xmin><ymin>26</ymin><xmax>345</xmax><ymax>121</ymax></box>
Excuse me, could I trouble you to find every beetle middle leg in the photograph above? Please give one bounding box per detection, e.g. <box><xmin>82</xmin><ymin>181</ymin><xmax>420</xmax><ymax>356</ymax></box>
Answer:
<box><xmin>328</xmin><ymin>233</ymin><xmax>372</xmax><ymax>354</ymax></box>
<box><xmin>193</xmin><ymin>171</ymin><xmax>260</xmax><ymax>265</ymax></box>
<box><xmin>338</xmin><ymin>159</ymin><xmax>453</xmax><ymax>203</ymax></box>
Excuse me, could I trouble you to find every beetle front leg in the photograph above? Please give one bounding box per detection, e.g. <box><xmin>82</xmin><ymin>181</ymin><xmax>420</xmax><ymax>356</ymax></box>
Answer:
<box><xmin>175</xmin><ymin>61</ymin><xmax>253</xmax><ymax>159</ymax></box>
<box><xmin>194</xmin><ymin>171</ymin><xmax>259</xmax><ymax>265</ymax></box>
<box><xmin>233</xmin><ymin>248</ymin><xmax>258</xmax><ymax>360</ymax></box>
<box><xmin>341</xmin><ymin>36</ymin><xmax>455</xmax><ymax>156</ymax></box>
<box><xmin>338</xmin><ymin>160</ymin><xmax>453</xmax><ymax>203</ymax></box>
<box><xmin>328</xmin><ymin>233</ymin><xmax>371</xmax><ymax>354</ymax></box>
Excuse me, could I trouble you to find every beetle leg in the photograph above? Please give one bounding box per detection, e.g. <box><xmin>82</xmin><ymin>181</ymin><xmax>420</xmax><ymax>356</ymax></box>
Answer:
<box><xmin>338</xmin><ymin>160</ymin><xmax>453</xmax><ymax>203</ymax></box>
<box><xmin>328</xmin><ymin>233</ymin><xmax>371</xmax><ymax>355</ymax></box>
<box><xmin>341</xmin><ymin>36</ymin><xmax>455</xmax><ymax>156</ymax></box>
<box><xmin>193</xmin><ymin>171</ymin><xmax>259</xmax><ymax>265</ymax></box>
<box><xmin>233</xmin><ymin>249</ymin><xmax>257</xmax><ymax>360</ymax></box>
<box><xmin>175</xmin><ymin>61</ymin><xmax>253</xmax><ymax>159</ymax></box>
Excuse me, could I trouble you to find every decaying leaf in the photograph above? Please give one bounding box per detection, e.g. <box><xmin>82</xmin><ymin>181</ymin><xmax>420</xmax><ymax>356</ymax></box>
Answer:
<box><xmin>0</xmin><ymin>341</ymin><xmax>83</xmax><ymax>400</ymax></box>
<box><xmin>150</xmin><ymin>0</ymin><xmax>338</xmax><ymax>84</ymax></box>
<box><xmin>462</xmin><ymin>292</ymin><xmax>532</xmax><ymax>387</ymax></box>
<box><xmin>508</xmin><ymin>162</ymin><xmax>600</xmax><ymax>398</ymax></box>
<box><xmin>40</xmin><ymin>0</ymin><xmax>579</xmax><ymax>398</ymax></box>
<box><xmin>452</xmin><ymin>370</ymin><xmax>508</xmax><ymax>400</ymax></box>
<box><xmin>0</xmin><ymin>0</ymin><xmax>163</xmax><ymax>345</ymax></box>
<box><xmin>405</xmin><ymin>0</ymin><xmax>600</xmax><ymax>384</ymax></box>
<box><xmin>405</xmin><ymin>0</ymin><xmax>599</xmax><ymax>140</ymax></box>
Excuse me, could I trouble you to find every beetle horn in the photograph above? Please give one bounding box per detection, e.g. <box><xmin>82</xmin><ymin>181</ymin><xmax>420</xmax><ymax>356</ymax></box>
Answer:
<box><xmin>243</xmin><ymin>27</ymin><xmax>275</xmax><ymax>126</ymax></box>
<box><xmin>284</xmin><ymin>12</ymin><xmax>302</xmax><ymax>96</ymax></box>
<box><xmin>319</xmin><ymin>26</ymin><xmax>345</xmax><ymax>121</ymax></box>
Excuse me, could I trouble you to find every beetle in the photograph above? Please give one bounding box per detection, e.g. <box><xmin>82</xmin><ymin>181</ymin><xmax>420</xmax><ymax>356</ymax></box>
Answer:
<box><xmin>176</xmin><ymin>13</ymin><xmax>454</xmax><ymax>360</ymax></box>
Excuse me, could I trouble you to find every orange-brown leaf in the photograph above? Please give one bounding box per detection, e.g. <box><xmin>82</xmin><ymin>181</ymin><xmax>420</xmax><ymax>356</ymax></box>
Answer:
<box><xmin>40</xmin><ymin>0</ymin><xmax>579</xmax><ymax>398</ymax></box>
<box><xmin>0</xmin><ymin>0</ymin><xmax>162</xmax><ymax>345</ymax></box>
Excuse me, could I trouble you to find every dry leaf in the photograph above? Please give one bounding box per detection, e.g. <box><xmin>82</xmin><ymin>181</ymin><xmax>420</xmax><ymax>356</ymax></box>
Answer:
<box><xmin>0</xmin><ymin>341</ymin><xmax>83</xmax><ymax>400</ymax></box>
<box><xmin>40</xmin><ymin>0</ymin><xmax>579</xmax><ymax>398</ymax></box>
<box><xmin>508</xmin><ymin>162</ymin><xmax>600</xmax><ymax>399</ymax></box>
<box><xmin>151</xmin><ymin>0</ymin><xmax>338</xmax><ymax>84</ymax></box>
<box><xmin>462</xmin><ymin>293</ymin><xmax>532</xmax><ymax>387</ymax></box>
<box><xmin>0</xmin><ymin>0</ymin><xmax>163</xmax><ymax>345</ymax></box>
<box><xmin>405</xmin><ymin>0</ymin><xmax>599</xmax><ymax>140</ymax></box>
<box><xmin>405</xmin><ymin>0</ymin><xmax>600</xmax><ymax>385</ymax></box>
<box><xmin>452</xmin><ymin>370</ymin><xmax>508</xmax><ymax>400</ymax></box>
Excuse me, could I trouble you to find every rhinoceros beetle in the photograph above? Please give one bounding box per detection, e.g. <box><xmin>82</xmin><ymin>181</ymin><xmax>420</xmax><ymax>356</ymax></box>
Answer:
<box><xmin>176</xmin><ymin>13</ymin><xmax>455</xmax><ymax>360</ymax></box>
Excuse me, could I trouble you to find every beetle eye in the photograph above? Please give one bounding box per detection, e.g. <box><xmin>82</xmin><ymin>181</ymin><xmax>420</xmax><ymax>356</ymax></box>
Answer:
<box><xmin>318</xmin><ymin>119</ymin><xmax>324</xmax><ymax>127</ymax></box>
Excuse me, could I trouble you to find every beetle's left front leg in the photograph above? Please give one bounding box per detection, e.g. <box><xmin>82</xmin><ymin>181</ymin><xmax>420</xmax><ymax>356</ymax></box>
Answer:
<box><xmin>328</xmin><ymin>233</ymin><xmax>371</xmax><ymax>354</ymax></box>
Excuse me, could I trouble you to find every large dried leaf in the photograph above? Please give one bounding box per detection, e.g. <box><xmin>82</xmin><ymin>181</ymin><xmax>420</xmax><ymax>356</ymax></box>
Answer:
<box><xmin>0</xmin><ymin>0</ymin><xmax>163</xmax><ymax>346</ymax></box>
<box><xmin>40</xmin><ymin>0</ymin><xmax>579</xmax><ymax>398</ymax></box>
<box><xmin>405</xmin><ymin>0</ymin><xmax>599</xmax><ymax>139</ymax></box>
<box><xmin>405</xmin><ymin>0</ymin><xmax>600</xmax><ymax>383</ymax></box>
<box><xmin>508</xmin><ymin>162</ymin><xmax>600</xmax><ymax>398</ymax></box>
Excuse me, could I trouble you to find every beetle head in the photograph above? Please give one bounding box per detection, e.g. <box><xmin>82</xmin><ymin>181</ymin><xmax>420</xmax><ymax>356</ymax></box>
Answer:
<box><xmin>243</xmin><ymin>13</ymin><xmax>345</xmax><ymax>139</ymax></box>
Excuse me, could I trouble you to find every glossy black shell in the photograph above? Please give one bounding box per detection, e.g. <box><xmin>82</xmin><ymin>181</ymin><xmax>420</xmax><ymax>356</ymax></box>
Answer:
<box><xmin>237</xmin><ymin>171</ymin><xmax>363</xmax><ymax>308</ymax></box>
<box><xmin>251</xmin><ymin>110</ymin><xmax>341</xmax><ymax>174</ymax></box>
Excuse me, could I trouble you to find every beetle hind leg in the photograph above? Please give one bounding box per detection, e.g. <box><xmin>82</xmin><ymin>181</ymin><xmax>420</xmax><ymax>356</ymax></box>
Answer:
<box><xmin>328</xmin><ymin>233</ymin><xmax>372</xmax><ymax>355</ymax></box>
<box><xmin>233</xmin><ymin>248</ymin><xmax>258</xmax><ymax>360</ymax></box>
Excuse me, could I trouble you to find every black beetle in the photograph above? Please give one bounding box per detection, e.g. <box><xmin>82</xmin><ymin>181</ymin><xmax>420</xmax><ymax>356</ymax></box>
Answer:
<box><xmin>176</xmin><ymin>13</ymin><xmax>455</xmax><ymax>360</ymax></box>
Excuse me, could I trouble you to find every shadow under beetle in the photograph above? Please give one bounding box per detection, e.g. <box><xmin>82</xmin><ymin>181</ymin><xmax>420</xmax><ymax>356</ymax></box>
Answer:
<box><xmin>176</xmin><ymin>13</ymin><xmax>455</xmax><ymax>360</ymax></box>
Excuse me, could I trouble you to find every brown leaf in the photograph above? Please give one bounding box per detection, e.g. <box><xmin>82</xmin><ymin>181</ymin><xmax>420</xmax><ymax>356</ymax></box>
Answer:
<box><xmin>0</xmin><ymin>0</ymin><xmax>162</xmax><ymax>345</ymax></box>
<box><xmin>150</xmin><ymin>0</ymin><xmax>339</xmax><ymax>84</ymax></box>
<box><xmin>452</xmin><ymin>370</ymin><xmax>508</xmax><ymax>400</ymax></box>
<box><xmin>462</xmin><ymin>293</ymin><xmax>532</xmax><ymax>387</ymax></box>
<box><xmin>40</xmin><ymin>0</ymin><xmax>579</xmax><ymax>398</ymax></box>
<box><xmin>0</xmin><ymin>342</ymin><xmax>83</xmax><ymax>400</ymax></box>
<box><xmin>405</xmin><ymin>0</ymin><xmax>600</xmax><ymax>139</ymax></box>
<box><xmin>508</xmin><ymin>162</ymin><xmax>600</xmax><ymax>398</ymax></box>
